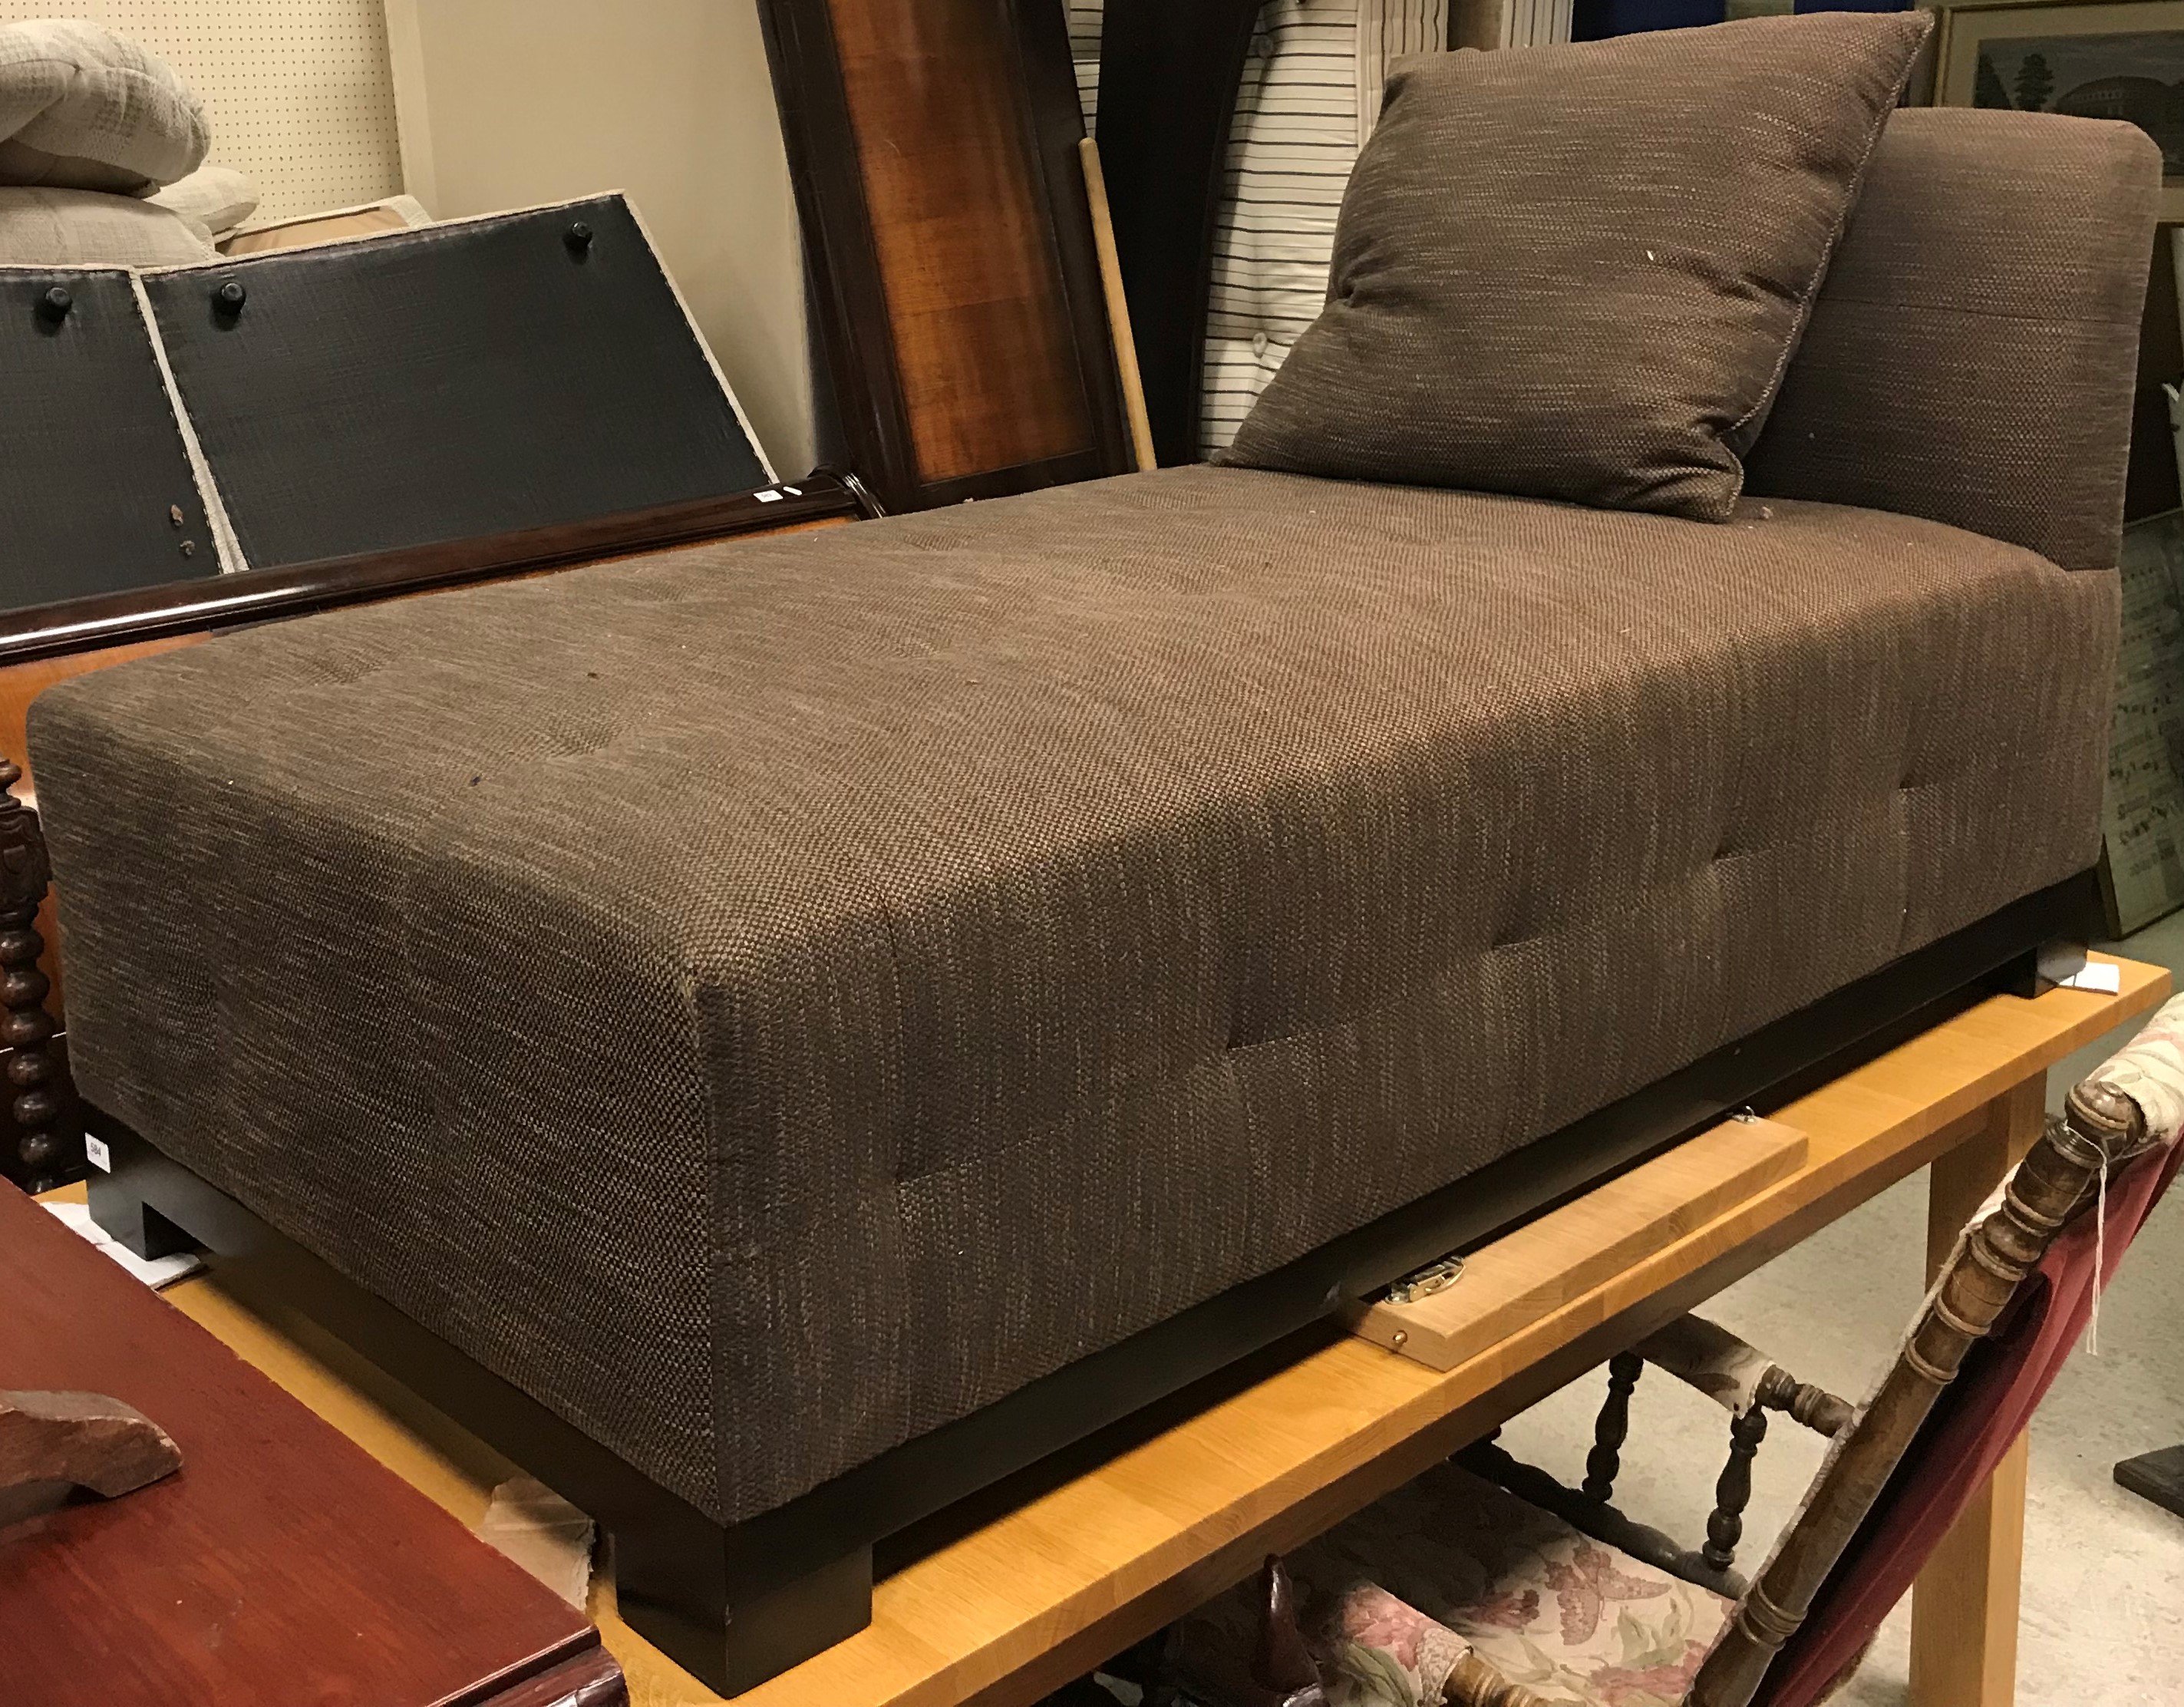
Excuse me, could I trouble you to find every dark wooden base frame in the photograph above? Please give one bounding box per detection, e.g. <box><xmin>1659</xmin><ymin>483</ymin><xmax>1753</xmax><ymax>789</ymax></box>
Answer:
<box><xmin>83</xmin><ymin>871</ymin><xmax>2098</xmax><ymax>1695</ymax></box>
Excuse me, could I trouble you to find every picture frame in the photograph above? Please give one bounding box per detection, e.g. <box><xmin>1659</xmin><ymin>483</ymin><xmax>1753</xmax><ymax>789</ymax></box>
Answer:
<box><xmin>1932</xmin><ymin>0</ymin><xmax>2184</xmax><ymax>220</ymax></box>
<box><xmin>2097</xmin><ymin>508</ymin><xmax>2184</xmax><ymax>936</ymax></box>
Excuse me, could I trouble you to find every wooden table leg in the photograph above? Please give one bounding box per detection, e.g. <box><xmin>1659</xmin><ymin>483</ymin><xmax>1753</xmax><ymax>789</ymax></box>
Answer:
<box><xmin>1908</xmin><ymin>1071</ymin><xmax>2043</xmax><ymax>1707</ymax></box>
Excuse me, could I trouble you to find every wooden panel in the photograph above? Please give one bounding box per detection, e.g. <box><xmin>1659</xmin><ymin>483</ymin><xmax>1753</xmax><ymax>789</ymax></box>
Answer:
<box><xmin>1908</xmin><ymin>1074</ymin><xmax>2045</xmax><ymax>1707</ymax></box>
<box><xmin>0</xmin><ymin>1180</ymin><xmax>624</xmax><ymax>1707</ymax></box>
<box><xmin>763</xmin><ymin>0</ymin><xmax>1127</xmax><ymax>508</ymax></box>
<box><xmin>829</xmin><ymin>0</ymin><xmax>1091</xmax><ymax>484</ymax></box>
<box><xmin>1347</xmin><ymin>1118</ymin><xmax>1810</xmax><ymax>1372</ymax></box>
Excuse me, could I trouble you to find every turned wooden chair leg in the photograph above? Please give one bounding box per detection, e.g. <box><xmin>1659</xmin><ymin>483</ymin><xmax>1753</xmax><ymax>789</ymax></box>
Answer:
<box><xmin>1582</xmin><ymin>1350</ymin><xmax>1644</xmax><ymax>1501</ymax></box>
<box><xmin>0</xmin><ymin>759</ymin><xmax>67</xmax><ymax>1194</ymax></box>
<box><xmin>1444</xmin><ymin>1652</ymin><xmax>1556</xmax><ymax>1706</ymax></box>
<box><xmin>1704</xmin><ymin>1407</ymin><xmax>1768</xmax><ymax>1574</ymax></box>
<box><xmin>1753</xmin><ymin>1365</ymin><xmax>1852</xmax><ymax>1438</ymax></box>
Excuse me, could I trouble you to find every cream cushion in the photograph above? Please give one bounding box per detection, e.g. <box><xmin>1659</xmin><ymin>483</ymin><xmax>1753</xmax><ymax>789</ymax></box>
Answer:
<box><xmin>219</xmin><ymin>194</ymin><xmax>433</xmax><ymax>256</ymax></box>
<box><xmin>0</xmin><ymin>184</ymin><xmax>213</xmax><ymax>266</ymax></box>
<box><xmin>0</xmin><ymin>20</ymin><xmax>208</xmax><ymax>193</ymax></box>
<box><xmin>149</xmin><ymin>163</ymin><xmax>259</xmax><ymax>236</ymax></box>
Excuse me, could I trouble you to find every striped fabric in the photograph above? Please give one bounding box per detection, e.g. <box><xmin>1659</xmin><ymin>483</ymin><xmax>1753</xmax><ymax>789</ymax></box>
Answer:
<box><xmin>1067</xmin><ymin>2</ymin><xmax>1103</xmax><ymax>128</ymax></box>
<box><xmin>1067</xmin><ymin>3</ymin><xmax>1571</xmax><ymax>458</ymax></box>
<box><xmin>1203</xmin><ymin>4</ymin><xmax>1392</xmax><ymax>457</ymax></box>
<box><xmin>1358</xmin><ymin>0</ymin><xmax>1451</xmax><ymax>136</ymax></box>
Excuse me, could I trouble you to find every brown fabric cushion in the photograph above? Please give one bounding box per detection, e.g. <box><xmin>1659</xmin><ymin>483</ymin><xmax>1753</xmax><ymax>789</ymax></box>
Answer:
<box><xmin>31</xmin><ymin>466</ymin><xmax>2115</xmax><ymax>1525</ymax></box>
<box><xmin>1221</xmin><ymin>13</ymin><xmax>1931</xmax><ymax>521</ymax></box>
<box><xmin>1747</xmin><ymin>107</ymin><xmax>2162</xmax><ymax>572</ymax></box>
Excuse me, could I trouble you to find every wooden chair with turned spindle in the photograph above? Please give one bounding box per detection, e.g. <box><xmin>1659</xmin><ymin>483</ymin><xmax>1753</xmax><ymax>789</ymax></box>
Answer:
<box><xmin>1162</xmin><ymin>995</ymin><xmax>2184</xmax><ymax>1707</ymax></box>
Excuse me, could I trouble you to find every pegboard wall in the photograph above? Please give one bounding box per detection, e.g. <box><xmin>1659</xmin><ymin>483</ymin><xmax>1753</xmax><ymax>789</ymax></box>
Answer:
<box><xmin>0</xmin><ymin>2</ymin><xmax>404</xmax><ymax>221</ymax></box>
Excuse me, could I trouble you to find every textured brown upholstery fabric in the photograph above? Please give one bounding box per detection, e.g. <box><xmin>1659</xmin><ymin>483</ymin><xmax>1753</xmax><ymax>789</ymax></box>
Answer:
<box><xmin>31</xmin><ymin>467</ymin><xmax>2115</xmax><ymax>1524</ymax></box>
<box><xmin>1747</xmin><ymin>108</ymin><xmax>2161</xmax><ymax>572</ymax></box>
<box><xmin>1220</xmin><ymin>13</ymin><xmax>1930</xmax><ymax>521</ymax></box>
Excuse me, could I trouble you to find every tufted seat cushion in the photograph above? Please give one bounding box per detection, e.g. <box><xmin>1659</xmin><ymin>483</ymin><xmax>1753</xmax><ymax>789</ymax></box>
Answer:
<box><xmin>29</xmin><ymin>464</ymin><xmax>2116</xmax><ymax>1525</ymax></box>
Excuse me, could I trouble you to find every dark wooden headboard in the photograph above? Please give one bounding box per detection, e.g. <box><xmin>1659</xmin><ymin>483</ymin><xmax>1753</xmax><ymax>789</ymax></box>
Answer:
<box><xmin>758</xmin><ymin>0</ymin><xmax>1133</xmax><ymax>512</ymax></box>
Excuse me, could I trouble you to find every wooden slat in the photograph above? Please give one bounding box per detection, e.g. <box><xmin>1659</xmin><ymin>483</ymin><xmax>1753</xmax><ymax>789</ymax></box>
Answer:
<box><xmin>1079</xmin><ymin>137</ymin><xmax>1159</xmax><ymax>475</ymax></box>
<box><xmin>85</xmin><ymin>959</ymin><xmax>2165</xmax><ymax>1707</ymax></box>
<box><xmin>1347</xmin><ymin>1118</ymin><xmax>1809</xmax><ymax>1371</ymax></box>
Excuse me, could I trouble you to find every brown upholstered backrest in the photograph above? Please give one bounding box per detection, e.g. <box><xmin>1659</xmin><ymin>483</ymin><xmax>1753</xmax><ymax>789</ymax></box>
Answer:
<box><xmin>1746</xmin><ymin>107</ymin><xmax>2159</xmax><ymax>571</ymax></box>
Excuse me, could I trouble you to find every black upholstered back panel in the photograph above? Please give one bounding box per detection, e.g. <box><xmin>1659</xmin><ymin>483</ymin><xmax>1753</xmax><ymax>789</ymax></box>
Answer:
<box><xmin>2</xmin><ymin>269</ymin><xmax>219</xmax><ymax>612</ymax></box>
<box><xmin>141</xmin><ymin>196</ymin><xmax>768</xmax><ymax>571</ymax></box>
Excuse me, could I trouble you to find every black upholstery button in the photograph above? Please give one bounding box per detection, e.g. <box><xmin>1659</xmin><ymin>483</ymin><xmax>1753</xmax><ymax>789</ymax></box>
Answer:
<box><xmin>214</xmin><ymin>279</ymin><xmax>246</xmax><ymax>315</ymax></box>
<box><xmin>36</xmin><ymin>286</ymin><xmax>69</xmax><ymax>323</ymax></box>
<box><xmin>565</xmin><ymin>220</ymin><xmax>594</xmax><ymax>253</ymax></box>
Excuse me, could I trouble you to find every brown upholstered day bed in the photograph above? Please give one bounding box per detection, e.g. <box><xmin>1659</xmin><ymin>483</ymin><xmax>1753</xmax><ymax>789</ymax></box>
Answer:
<box><xmin>22</xmin><ymin>100</ymin><xmax>2154</xmax><ymax>1693</ymax></box>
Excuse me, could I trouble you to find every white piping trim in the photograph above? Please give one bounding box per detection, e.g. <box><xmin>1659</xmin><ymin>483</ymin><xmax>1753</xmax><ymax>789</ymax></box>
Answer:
<box><xmin>126</xmin><ymin>270</ymin><xmax>247</xmax><ymax>574</ymax></box>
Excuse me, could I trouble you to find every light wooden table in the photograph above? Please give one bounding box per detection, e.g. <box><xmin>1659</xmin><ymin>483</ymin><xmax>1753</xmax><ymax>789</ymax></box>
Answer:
<box><xmin>45</xmin><ymin>955</ymin><xmax>2167</xmax><ymax>1707</ymax></box>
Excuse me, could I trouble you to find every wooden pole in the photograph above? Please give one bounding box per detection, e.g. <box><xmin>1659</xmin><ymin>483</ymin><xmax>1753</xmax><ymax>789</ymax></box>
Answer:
<box><xmin>1079</xmin><ymin>136</ymin><xmax>1159</xmax><ymax>474</ymax></box>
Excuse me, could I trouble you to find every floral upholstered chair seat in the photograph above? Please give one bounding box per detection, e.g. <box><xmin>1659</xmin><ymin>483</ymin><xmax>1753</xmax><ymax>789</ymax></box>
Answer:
<box><xmin>1173</xmin><ymin>1463</ymin><xmax>1730</xmax><ymax>1707</ymax></box>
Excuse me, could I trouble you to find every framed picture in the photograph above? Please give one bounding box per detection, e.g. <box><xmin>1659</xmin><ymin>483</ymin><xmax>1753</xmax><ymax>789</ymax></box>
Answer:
<box><xmin>1935</xmin><ymin>0</ymin><xmax>2184</xmax><ymax>220</ymax></box>
<box><xmin>2098</xmin><ymin>510</ymin><xmax>2184</xmax><ymax>936</ymax></box>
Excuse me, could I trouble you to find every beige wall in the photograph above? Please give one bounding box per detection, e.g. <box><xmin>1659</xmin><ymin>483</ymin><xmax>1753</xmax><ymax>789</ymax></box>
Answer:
<box><xmin>385</xmin><ymin>0</ymin><xmax>815</xmax><ymax>475</ymax></box>
<box><xmin>0</xmin><ymin>2</ymin><xmax>405</xmax><ymax>220</ymax></box>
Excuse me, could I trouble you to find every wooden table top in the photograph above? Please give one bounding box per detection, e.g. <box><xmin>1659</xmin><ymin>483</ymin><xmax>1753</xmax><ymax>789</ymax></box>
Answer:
<box><xmin>0</xmin><ymin>1180</ymin><xmax>625</xmax><ymax>1707</ymax></box>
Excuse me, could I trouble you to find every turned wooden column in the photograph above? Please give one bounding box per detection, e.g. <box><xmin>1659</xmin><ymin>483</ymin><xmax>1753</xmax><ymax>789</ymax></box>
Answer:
<box><xmin>1689</xmin><ymin>1072</ymin><xmax>2143</xmax><ymax>1707</ymax></box>
<box><xmin>0</xmin><ymin>758</ymin><xmax>70</xmax><ymax>1193</ymax></box>
<box><xmin>1582</xmin><ymin>1349</ymin><xmax>1644</xmax><ymax>1501</ymax></box>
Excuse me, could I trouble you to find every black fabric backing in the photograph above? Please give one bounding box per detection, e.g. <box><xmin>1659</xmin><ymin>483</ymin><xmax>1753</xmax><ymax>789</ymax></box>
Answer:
<box><xmin>2</xmin><ymin>269</ymin><xmax>219</xmax><ymax>612</ymax></box>
<box><xmin>141</xmin><ymin>196</ymin><xmax>767</xmax><ymax>571</ymax></box>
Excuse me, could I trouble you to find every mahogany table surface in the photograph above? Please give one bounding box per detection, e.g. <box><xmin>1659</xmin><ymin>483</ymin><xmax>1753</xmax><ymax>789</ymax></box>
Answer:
<box><xmin>0</xmin><ymin>1180</ymin><xmax>625</xmax><ymax>1707</ymax></box>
